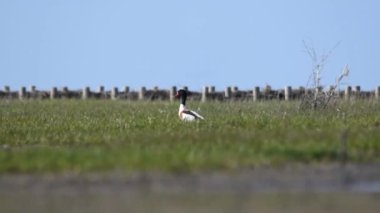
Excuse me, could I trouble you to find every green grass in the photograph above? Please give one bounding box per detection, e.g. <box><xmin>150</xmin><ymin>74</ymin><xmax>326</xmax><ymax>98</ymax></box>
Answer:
<box><xmin>0</xmin><ymin>100</ymin><xmax>380</xmax><ymax>173</ymax></box>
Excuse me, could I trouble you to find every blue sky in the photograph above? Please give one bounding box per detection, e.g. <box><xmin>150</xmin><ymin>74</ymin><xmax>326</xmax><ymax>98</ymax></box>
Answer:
<box><xmin>1</xmin><ymin>0</ymin><xmax>379</xmax><ymax>91</ymax></box>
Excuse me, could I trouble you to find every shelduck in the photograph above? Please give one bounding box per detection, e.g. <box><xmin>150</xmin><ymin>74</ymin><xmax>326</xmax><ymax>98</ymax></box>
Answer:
<box><xmin>175</xmin><ymin>89</ymin><xmax>204</xmax><ymax>121</ymax></box>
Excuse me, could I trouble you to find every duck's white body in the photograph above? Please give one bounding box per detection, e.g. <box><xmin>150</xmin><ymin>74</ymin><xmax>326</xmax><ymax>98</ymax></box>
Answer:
<box><xmin>178</xmin><ymin>104</ymin><xmax>204</xmax><ymax>121</ymax></box>
<box><xmin>176</xmin><ymin>89</ymin><xmax>204</xmax><ymax>121</ymax></box>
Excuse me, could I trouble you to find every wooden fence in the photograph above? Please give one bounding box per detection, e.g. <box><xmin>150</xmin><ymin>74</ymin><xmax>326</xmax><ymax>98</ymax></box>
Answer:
<box><xmin>0</xmin><ymin>85</ymin><xmax>379</xmax><ymax>101</ymax></box>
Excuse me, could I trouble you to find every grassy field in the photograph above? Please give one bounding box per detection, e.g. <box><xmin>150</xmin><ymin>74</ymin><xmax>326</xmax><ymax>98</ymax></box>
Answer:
<box><xmin>0</xmin><ymin>100</ymin><xmax>379</xmax><ymax>173</ymax></box>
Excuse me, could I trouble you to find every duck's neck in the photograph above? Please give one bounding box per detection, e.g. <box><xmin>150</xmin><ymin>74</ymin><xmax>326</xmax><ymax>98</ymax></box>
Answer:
<box><xmin>180</xmin><ymin>95</ymin><xmax>186</xmax><ymax>106</ymax></box>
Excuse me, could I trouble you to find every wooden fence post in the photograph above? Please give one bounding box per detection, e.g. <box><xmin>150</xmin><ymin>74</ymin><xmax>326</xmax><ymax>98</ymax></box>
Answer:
<box><xmin>170</xmin><ymin>86</ymin><xmax>177</xmax><ymax>102</ymax></box>
<box><xmin>98</xmin><ymin>86</ymin><xmax>105</xmax><ymax>97</ymax></box>
<box><xmin>225</xmin><ymin>87</ymin><xmax>231</xmax><ymax>99</ymax></box>
<box><xmin>299</xmin><ymin>86</ymin><xmax>306</xmax><ymax>97</ymax></box>
<box><xmin>111</xmin><ymin>87</ymin><xmax>118</xmax><ymax>100</ymax></box>
<box><xmin>285</xmin><ymin>86</ymin><xmax>292</xmax><ymax>101</ymax></box>
<box><xmin>202</xmin><ymin>86</ymin><xmax>209</xmax><ymax>102</ymax></box>
<box><xmin>19</xmin><ymin>87</ymin><xmax>27</xmax><ymax>100</ymax></box>
<box><xmin>99</xmin><ymin>86</ymin><xmax>104</xmax><ymax>93</ymax></box>
<box><xmin>345</xmin><ymin>86</ymin><xmax>352</xmax><ymax>101</ymax></box>
<box><xmin>4</xmin><ymin>86</ymin><xmax>10</xmax><ymax>93</ymax></box>
<box><xmin>209</xmin><ymin>86</ymin><xmax>215</xmax><ymax>101</ymax></box>
<box><xmin>139</xmin><ymin>87</ymin><xmax>146</xmax><ymax>100</ymax></box>
<box><xmin>30</xmin><ymin>85</ymin><xmax>36</xmax><ymax>98</ymax></box>
<box><xmin>354</xmin><ymin>86</ymin><xmax>361</xmax><ymax>99</ymax></box>
<box><xmin>83</xmin><ymin>87</ymin><xmax>90</xmax><ymax>100</ymax></box>
<box><xmin>376</xmin><ymin>86</ymin><xmax>380</xmax><ymax>100</ymax></box>
<box><xmin>19</xmin><ymin>87</ymin><xmax>26</xmax><ymax>100</ymax></box>
<box><xmin>62</xmin><ymin>87</ymin><xmax>69</xmax><ymax>98</ymax></box>
<box><xmin>209</xmin><ymin>86</ymin><xmax>215</xmax><ymax>93</ymax></box>
<box><xmin>50</xmin><ymin>87</ymin><xmax>57</xmax><ymax>99</ymax></box>
<box><xmin>124</xmin><ymin>86</ymin><xmax>130</xmax><ymax>94</ymax></box>
<box><xmin>253</xmin><ymin>87</ymin><xmax>260</xmax><ymax>102</ymax></box>
<box><xmin>62</xmin><ymin>86</ymin><xmax>69</xmax><ymax>93</ymax></box>
<box><xmin>3</xmin><ymin>86</ymin><xmax>10</xmax><ymax>98</ymax></box>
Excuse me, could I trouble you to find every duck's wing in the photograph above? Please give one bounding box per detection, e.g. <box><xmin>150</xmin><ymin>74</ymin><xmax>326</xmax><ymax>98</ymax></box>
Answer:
<box><xmin>183</xmin><ymin>110</ymin><xmax>204</xmax><ymax>120</ymax></box>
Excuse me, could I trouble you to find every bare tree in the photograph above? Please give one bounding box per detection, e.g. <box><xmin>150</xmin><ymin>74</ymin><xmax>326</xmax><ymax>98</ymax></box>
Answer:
<box><xmin>299</xmin><ymin>41</ymin><xmax>349</xmax><ymax>110</ymax></box>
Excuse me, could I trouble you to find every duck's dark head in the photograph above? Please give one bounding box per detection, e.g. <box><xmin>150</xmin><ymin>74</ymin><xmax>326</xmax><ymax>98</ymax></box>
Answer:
<box><xmin>175</xmin><ymin>89</ymin><xmax>188</xmax><ymax>105</ymax></box>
